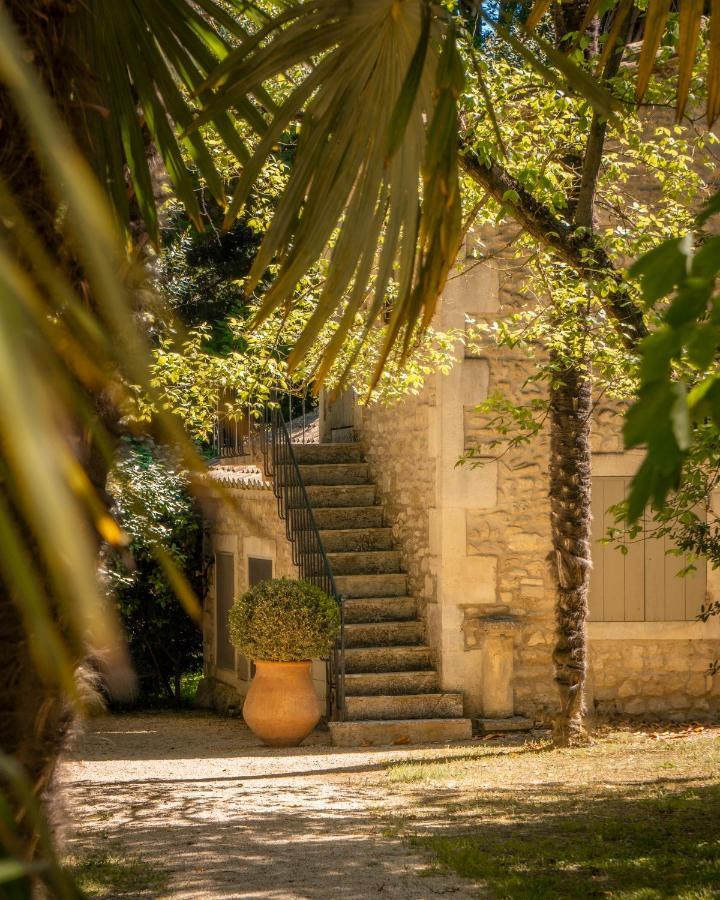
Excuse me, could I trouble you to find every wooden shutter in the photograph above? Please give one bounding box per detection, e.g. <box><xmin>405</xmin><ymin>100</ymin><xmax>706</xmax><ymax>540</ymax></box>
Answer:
<box><xmin>248</xmin><ymin>556</ymin><xmax>272</xmax><ymax>587</ymax></box>
<box><xmin>589</xmin><ymin>476</ymin><xmax>706</xmax><ymax>622</ymax></box>
<box><xmin>215</xmin><ymin>551</ymin><xmax>236</xmax><ymax>670</ymax></box>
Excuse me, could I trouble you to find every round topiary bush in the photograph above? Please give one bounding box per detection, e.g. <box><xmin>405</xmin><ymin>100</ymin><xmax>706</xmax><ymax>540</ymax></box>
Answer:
<box><xmin>229</xmin><ymin>577</ymin><xmax>340</xmax><ymax>661</ymax></box>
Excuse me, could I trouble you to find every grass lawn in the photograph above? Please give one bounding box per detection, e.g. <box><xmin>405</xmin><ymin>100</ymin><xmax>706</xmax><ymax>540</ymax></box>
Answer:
<box><xmin>377</xmin><ymin>725</ymin><xmax>720</xmax><ymax>899</ymax></box>
<box><xmin>66</xmin><ymin>846</ymin><xmax>168</xmax><ymax>898</ymax></box>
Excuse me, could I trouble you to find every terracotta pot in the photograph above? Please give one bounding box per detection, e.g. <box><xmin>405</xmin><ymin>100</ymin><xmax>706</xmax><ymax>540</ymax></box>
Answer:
<box><xmin>242</xmin><ymin>660</ymin><xmax>321</xmax><ymax>747</ymax></box>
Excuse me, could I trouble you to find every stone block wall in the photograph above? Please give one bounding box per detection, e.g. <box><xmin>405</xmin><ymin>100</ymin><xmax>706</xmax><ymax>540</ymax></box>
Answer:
<box><xmin>356</xmin><ymin>215</ymin><xmax>720</xmax><ymax>723</ymax></box>
<box><xmin>589</xmin><ymin>636</ymin><xmax>720</xmax><ymax>719</ymax></box>
<box><xmin>359</xmin><ymin>384</ymin><xmax>437</xmax><ymax>620</ymax></box>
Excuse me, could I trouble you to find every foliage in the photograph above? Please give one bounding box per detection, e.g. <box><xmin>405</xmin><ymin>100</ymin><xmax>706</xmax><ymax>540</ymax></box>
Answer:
<box><xmin>195</xmin><ymin>1</ymin><xmax>465</xmax><ymax>386</ymax></box>
<box><xmin>104</xmin><ymin>439</ymin><xmax>207</xmax><ymax>704</ymax></box>
<box><xmin>456</xmin><ymin>31</ymin><xmax>713</xmax><ymax>461</ymax></box>
<box><xmin>145</xmin><ymin>127</ymin><xmax>462</xmax><ymax>440</ymax></box>
<box><xmin>624</xmin><ymin>196</ymin><xmax>720</xmax><ymax>523</ymax></box>
<box><xmin>229</xmin><ymin>578</ymin><xmax>340</xmax><ymax>661</ymax></box>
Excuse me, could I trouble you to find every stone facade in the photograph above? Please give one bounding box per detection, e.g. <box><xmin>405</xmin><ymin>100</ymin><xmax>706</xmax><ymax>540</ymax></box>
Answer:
<box><xmin>359</xmin><ymin>382</ymin><xmax>437</xmax><ymax>620</ymax></box>
<box><xmin>356</xmin><ymin>227</ymin><xmax>720</xmax><ymax>724</ymax></box>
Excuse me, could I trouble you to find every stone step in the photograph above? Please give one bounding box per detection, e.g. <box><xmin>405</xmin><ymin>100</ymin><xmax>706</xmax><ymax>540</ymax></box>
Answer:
<box><xmin>320</xmin><ymin>528</ymin><xmax>393</xmax><ymax>553</ymax></box>
<box><xmin>344</xmin><ymin>670</ymin><xmax>439</xmax><ymax>696</ymax></box>
<box><xmin>344</xmin><ymin>620</ymin><xmax>424</xmax><ymax>647</ymax></box>
<box><xmin>291</xmin><ymin>443</ymin><xmax>364</xmax><ymax>464</ymax></box>
<box><xmin>343</xmin><ymin>596</ymin><xmax>417</xmax><ymax>623</ymax></box>
<box><xmin>344</xmin><ymin>693</ymin><xmax>465</xmax><ymax>721</ymax></box>
<box><xmin>330</xmin><ymin>718</ymin><xmax>473</xmax><ymax>747</ymax></box>
<box><xmin>312</xmin><ymin>507</ymin><xmax>385</xmax><ymax>530</ymax></box>
<box><xmin>344</xmin><ymin>644</ymin><xmax>433</xmax><ymax>673</ymax></box>
<box><xmin>302</xmin><ymin>484</ymin><xmax>376</xmax><ymax>508</ymax></box>
<box><xmin>298</xmin><ymin>463</ymin><xmax>369</xmax><ymax>485</ymax></box>
<box><xmin>327</xmin><ymin>550</ymin><xmax>401</xmax><ymax>576</ymax></box>
<box><xmin>334</xmin><ymin>573</ymin><xmax>407</xmax><ymax>598</ymax></box>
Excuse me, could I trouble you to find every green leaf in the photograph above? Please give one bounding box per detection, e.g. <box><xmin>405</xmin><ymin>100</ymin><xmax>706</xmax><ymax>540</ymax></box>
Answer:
<box><xmin>686</xmin><ymin>324</ymin><xmax>720</xmax><ymax>369</ymax></box>
<box><xmin>697</xmin><ymin>188</ymin><xmax>720</xmax><ymax>226</ymax></box>
<box><xmin>624</xmin><ymin>380</ymin><xmax>682</xmax><ymax>449</ymax></box>
<box><xmin>669</xmin><ymin>381</ymin><xmax>690</xmax><ymax>452</ymax></box>
<box><xmin>664</xmin><ymin>280</ymin><xmax>712</xmax><ymax>327</ymax></box>
<box><xmin>691</xmin><ymin>235</ymin><xmax>720</xmax><ymax>280</ymax></box>
<box><xmin>638</xmin><ymin>326</ymin><xmax>682</xmax><ymax>383</ymax></box>
<box><xmin>629</xmin><ymin>237</ymin><xmax>689</xmax><ymax>303</ymax></box>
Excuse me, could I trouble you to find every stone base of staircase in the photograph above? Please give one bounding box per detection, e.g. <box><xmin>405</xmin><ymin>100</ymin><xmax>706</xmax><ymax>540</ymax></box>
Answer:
<box><xmin>293</xmin><ymin>441</ymin><xmax>471</xmax><ymax>747</ymax></box>
<box><xmin>329</xmin><ymin>717</ymin><xmax>473</xmax><ymax>747</ymax></box>
<box><xmin>474</xmin><ymin>716</ymin><xmax>534</xmax><ymax>733</ymax></box>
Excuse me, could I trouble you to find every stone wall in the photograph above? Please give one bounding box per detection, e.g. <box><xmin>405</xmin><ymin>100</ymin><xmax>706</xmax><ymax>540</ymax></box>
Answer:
<box><xmin>359</xmin><ymin>384</ymin><xmax>437</xmax><ymax>620</ymax></box>
<box><xmin>356</xmin><ymin>216</ymin><xmax>720</xmax><ymax>723</ymax></box>
<box><xmin>589</xmin><ymin>629</ymin><xmax>720</xmax><ymax>719</ymax></box>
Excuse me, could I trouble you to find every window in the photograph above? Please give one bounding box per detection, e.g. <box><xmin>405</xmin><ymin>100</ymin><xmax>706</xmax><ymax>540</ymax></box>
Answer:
<box><xmin>248</xmin><ymin>556</ymin><xmax>272</xmax><ymax>587</ymax></box>
<box><xmin>590</xmin><ymin>476</ymin><xmax>706</xmax><ymax>622</ymax></box>
<box><xmin>215</xmin><ymin>551</ymin><xmax>236</xmax><ymax>670</ymax></box>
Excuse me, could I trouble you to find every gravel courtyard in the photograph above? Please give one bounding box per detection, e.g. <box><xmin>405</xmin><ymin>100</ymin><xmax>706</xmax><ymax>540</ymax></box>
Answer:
<box><xmin>57</xmin><ymin>711</ymin><xmax>479</xmax><ymax>899</ymax></box>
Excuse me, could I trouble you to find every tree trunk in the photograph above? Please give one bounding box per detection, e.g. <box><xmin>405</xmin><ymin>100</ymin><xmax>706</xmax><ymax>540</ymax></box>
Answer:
<box><xmin>548</xmin><ymin>356</ymin><xmax>593</xmax><ymax>746</ymax></box>
<box><xmin>0</xmin><ymin>3</ymin><xmax>120</xmax><ymax>823</ymax></box>
<box><xmin>0</xmin><ymin>579</ymin><xmax>71</xmax><ymax>840</ymax></box>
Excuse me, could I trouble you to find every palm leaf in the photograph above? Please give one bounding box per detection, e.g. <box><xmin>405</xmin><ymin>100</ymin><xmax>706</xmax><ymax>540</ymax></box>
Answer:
<box><xmin>709</xmin><ymin>0</ymin><xmax>720</xmax><ymax>127</ymax></box>
<box><xmin>635</xmin><ymin>0</ymin><xmax>672</xmax><ymax>101</ymax></box>
<box><xmin>524</xmin><ymin>0</ymin><xmax>713</xmax><ymax>121</ymax></box>
<box><xmin>526</xmin><ymin>0</ymin><xmax>553</xmax><ymax>31</ymax></box>
<box><xmin>198</xmin><ymin>0</ymin><xmax>464</xmax><ymax>385</ymax></box>
<box><xmin>676</xmin><ymin>0</ymin><xmax>704</xmax><ymax>121</ymax></box>
<box><xmin>0</xmin><ymin>4</ymin><xmax>213</xmax><ymax>699</ymax></box>
<box><xmin>594</xmin><ymin>0</ymin><xmax>632</xmax><ymax>76</ymax></box>
<box><xmin>72</xmin><ymin>0</ymin><xmax>260</xmax><ymax>243</ymax></box>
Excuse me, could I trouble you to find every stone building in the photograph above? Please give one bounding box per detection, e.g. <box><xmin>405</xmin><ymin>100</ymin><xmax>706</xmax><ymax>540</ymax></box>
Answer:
<box><xmin>198</xmin><ymin>228</ymin><xmax>720</xmax><ymax>744</ymax></box>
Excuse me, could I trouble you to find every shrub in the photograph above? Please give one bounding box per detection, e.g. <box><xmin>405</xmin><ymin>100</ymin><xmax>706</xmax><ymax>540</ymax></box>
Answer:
<box><xmin>104</xmin><ymin>438</ymin><xmax>208</xmax><ymax>705</ymax></box>
<box><xmin>229</xmin><ymin>578</ymin><xmax>340</xmax><ymax>661</ymax></box>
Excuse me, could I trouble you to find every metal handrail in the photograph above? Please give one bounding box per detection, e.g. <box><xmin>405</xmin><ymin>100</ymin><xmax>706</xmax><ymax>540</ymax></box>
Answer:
<box><xmin>260</xmin><ymin>403</ymin><xmax>345</xmax><ymax>722</ymax></box>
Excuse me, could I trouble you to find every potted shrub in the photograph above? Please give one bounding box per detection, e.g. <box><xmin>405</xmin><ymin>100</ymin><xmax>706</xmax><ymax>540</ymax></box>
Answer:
<box><xmin>229</xmin><ymin>577</ymin><xmax>340</xmax><ymax>747</ymax></box>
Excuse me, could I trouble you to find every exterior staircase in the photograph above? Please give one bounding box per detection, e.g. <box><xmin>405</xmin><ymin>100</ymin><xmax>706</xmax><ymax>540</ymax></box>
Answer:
<box><xmin>292</xmin><ymin>441</ymin><xmax>473</xmax><ymax>747</ymax></box>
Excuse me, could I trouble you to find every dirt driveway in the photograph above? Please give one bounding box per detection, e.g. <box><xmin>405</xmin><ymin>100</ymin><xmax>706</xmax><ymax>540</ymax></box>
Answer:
<box><xmin>57</xmin><ymin>711</ymin><xmax>479</xmax><ymax>899</ymax></box>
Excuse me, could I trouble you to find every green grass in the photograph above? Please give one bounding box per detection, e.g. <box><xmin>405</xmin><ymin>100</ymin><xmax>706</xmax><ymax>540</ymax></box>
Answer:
<box><xmin>379</xmin><ymin>729</ymin><xmax>720</xmax><ymax>899</ymax></box>
<box><xmin>412</xmin><ymin>787</ymin><xmax>720</xmax><ymax>898</ymax></box>
<box><xmin>179</xmin><ymin>670</ymin><xmax>202</xmax><ymax>704</ymax></box>
<box><xmin>66</xmin><ymin>849</ymin><xmax>167</xmax><ymax>898</ymax></box>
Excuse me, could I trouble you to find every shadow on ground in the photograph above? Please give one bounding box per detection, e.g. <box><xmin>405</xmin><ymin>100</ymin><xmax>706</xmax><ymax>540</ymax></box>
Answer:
<box><xmin>402</xmin><ymin>779</ymin><xmax>720</xmax><ymax>898</ymax></box>
<box><xmin>58</xmin><ymin>712</ymin><xmax>480</xmax><ymax>898</ymax></box>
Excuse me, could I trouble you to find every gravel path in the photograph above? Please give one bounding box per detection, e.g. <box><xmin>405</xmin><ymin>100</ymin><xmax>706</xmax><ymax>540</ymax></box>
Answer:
<box><xmin>57</xmin><ymin>712</ymin><xmax>479</xmax><ymax>899</ymax></box>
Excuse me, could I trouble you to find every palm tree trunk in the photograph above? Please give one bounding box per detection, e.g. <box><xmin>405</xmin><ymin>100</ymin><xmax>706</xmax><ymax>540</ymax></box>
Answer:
<box><xmin>548</xmin><ymin>355</ymin><xmax>592</xmax><ymax>747</ymax></box>
<box><xmin>0</xmin><ymin>4</ymin><xmax>118</xmax><ymax>820</ymax></box>
<box><xmin>0</xmin><ymin>578</ymin><xmax>71</xmax><ymax>838</ymax></box>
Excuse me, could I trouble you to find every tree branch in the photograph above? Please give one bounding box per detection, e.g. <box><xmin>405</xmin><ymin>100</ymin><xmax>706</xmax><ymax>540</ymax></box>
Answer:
<box><xmin>459</xmin><ymin>147</ymin><xmax>649</xmax><ymax>347</ymax></box>
<box><xmin>574</xmin><ymin>9</ymin><xmax>631</xmax><ymax>229</ymax></box>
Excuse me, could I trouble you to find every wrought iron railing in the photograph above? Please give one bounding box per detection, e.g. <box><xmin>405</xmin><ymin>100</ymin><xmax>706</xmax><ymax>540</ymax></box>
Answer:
<box><xmin>260</xmin><ymin>403</ymin><xmax>345</xmax><ymax>722</ymax></box>
<box><xmin>213</xmin><ymin>414</ymin><xmax>247</xmax><ymax>458</ymax></box>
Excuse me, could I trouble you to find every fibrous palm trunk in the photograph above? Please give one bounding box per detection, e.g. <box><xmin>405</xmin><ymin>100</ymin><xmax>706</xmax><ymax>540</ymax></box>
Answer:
<box><xmin>548</xmin><ymin>355</ymin><xmax>592</xmax><ymax>746</ymax></box>
<box><xmin>0</xmin><ymin>0</ymin><xmax>113</xmax><ymax>845</ymax></box>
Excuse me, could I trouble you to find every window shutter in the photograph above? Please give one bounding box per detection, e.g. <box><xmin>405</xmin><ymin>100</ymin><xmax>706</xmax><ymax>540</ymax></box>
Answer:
<box><xmin>590</xmin><ymin>476</ymin><xmax>706</xmax><ymax>622</ymax></box>
<box><xmin>248</xmin><ymin>557</ymin><xmax>272</xmax><ymax>587</ymax></box>
<box><xmin>215</xmin><ymin>552</ymin><xmax>236</xmax><ymax>670</ymax></box>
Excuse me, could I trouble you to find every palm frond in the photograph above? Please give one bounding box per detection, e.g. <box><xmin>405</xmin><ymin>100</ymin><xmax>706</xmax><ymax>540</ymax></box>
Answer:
<box><xmin>525</xmin><ymin>0</ymin><xmax>717</xmax><ymax>125</ymax></box>
<box><xmin>71</xmin><ymin>0</ymin><xmax>262</xmax><ymax>243</ymax></box>
<box><xmin>0</xmin><ymin>4</ymin><xmax>210</xmax><ymax>698</ymax></box>
<box><xmin>196</xmin><ymin>0</ymin><xmax>464</xmax><ymax>386</ymax></box>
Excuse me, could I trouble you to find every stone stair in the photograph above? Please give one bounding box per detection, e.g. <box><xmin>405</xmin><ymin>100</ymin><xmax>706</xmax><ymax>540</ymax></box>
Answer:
<box><xmin>292</xmin><ymin>442</ymin><xmax>472</xmax><ymax>747</ymax></box>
